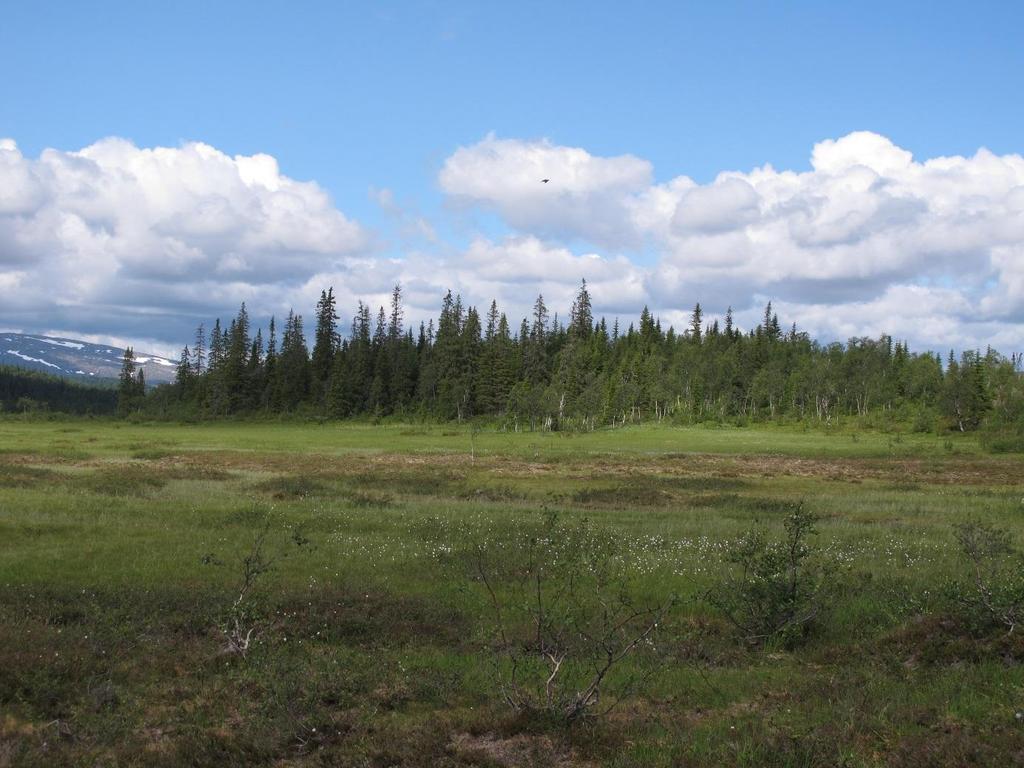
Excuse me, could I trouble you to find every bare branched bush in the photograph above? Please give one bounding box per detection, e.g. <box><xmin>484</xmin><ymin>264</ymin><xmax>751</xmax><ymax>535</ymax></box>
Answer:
<box><xmin>203</xmin><ymin>512</ymin><xmax>313</xmax><ymax>657</ymax></box>
<box><xmin>951</xmin><ymin>521</ymin><xmax>1024</xmax><ymax>634</ymax></box>
<box><xmin>464</xmin><ymin>511</ymin><xmax>674</xmax><ymax>722</ymax></box>
<box><xmin>221</xmin><ymin>522</ymin><xmax>275</xmax><ymax>655</ymax></box>
<box><xmin>706</xmin><ymin>503</ymin><xmax>833</xmax><ymax>648</ymax></box>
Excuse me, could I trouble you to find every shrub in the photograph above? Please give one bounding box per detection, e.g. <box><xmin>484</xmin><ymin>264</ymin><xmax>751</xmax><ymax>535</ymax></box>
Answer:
<box><xmin>949</xmin><ymin>521</ymin><xmax>1024</xmax><ymax>634</ymax></box>
<box><xmin>911</xmin><ymin>406</ymin><xmax>936</xmax><ymax>434</ymax></box>
<box><xmin>979</xmin><ymin>429</ymin><xmax>1024</xmax><ymax>454</ymax></box>
<box><xmin>217</xmin><ymin>522</ymin><xmax>276</xmax><ymax>656</ymax></box>
<box><xmin>203</xmin><ymin>512</ymin><xmax>314</xmax><ymax>656</ymax></box>
<box><xmin>463</xmin><ymin>511</ymin><xmax>674</xmax><ymax>722</ymax></box>
<box><xmin>705</xmin><ymin>503</ymin><xmax>833</xmax><ymax>648</ymax></box>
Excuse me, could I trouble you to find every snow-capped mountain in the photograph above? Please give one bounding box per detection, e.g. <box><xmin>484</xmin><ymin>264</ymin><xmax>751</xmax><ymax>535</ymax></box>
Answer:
<box><xmin>0</xmin><ymin>333</ymin><xmax>177</xmax><ymax>385</ymax></box>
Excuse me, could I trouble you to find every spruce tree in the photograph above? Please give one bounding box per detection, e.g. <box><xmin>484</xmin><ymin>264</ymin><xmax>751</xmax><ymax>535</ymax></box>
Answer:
<box><xmin>365</xmin><ymin>306</ymin><xmax>388</xmax><ymax>412</ymax></box>
<box><xmin>176</xmin><ymin>345</ymin><xmax>192</xmax><ymax>391</ymax></box>
<box><xmin>209</xmin><ymin>319</ymin><xmax>224</xmax><ymax>369</ymax></box>
<box><xmin>524</xmin><ymin>295</ymin><xmax>549</xmax><ymax>384</ymax></box>
<box><xmin>351</xmin><ymin>302</ymin><xmax>372</xmax><ymax>410</ymax></box>
<box><xmin>311</xmin><ymin>288</ymin><xmax>338</xmax><ymax>396</ymax></box>
<box><xmin>569</xmin><ymin>280</ymin><xmax>593</xmax><ymax>341</ymax></box>
<box><xmin>387</xmin><ymin>285</ymin><xmax>415</xmax><ymax>410</ymax></box>
<box><xmin>690</xmin><ymin>303</ymin><xmax>703</xmax><ymax>344</ymax></box>
<box><xmin>459</xmin><ymin>306</ymin><xmax>483</xmax><ymax>418</ymax></box>
<box><xmin>476</xmin><ymin>300</ymin><xmax>503</xmax><ymax>413</ymax></box>
<box><xmin>432</xmin><ymin>291</ymin><xmax>464</xmax><ymax>417</ymax></box>
<box><xmin>223</xmin><ymin>303</ymin><xmax>251</xmax><ymax>412</ymax></box>
<box><xmin>263</xmin><ymin>317</ymin><xmax>278</xmax><ymax>409</ymax></box>
<box><xmin>277</xmin><ymin>310</ymin><xmax>311</xmax><ymax>407</ymax></box>
<box><xmin>494</xmin><ymin>313</ymin><xmax>518</xmax><ymax>413</ymax></box>
<box><xmin>192</xmin><ymin>323</ymin><xmax>206</xmax><ymax>374</ymax></box>
<box><xmin>117</xmin><ymin>347</ymin><xmax>143</xmax><ymax>415</ymax></box>
<box><xmin>327</xmin><ymin>340</ymin><xmax>355</xmax><ymax>418</ymax></box>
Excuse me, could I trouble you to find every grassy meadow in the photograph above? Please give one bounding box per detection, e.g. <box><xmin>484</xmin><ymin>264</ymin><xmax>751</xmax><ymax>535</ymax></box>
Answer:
<box><xmin>2</xmin><ymin>419</ymin><xmax>1023</xmax><ymax>766</ymax></box>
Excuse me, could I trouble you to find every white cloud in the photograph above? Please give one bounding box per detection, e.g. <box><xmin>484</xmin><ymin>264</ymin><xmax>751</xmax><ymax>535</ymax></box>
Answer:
<box><xmin>439</xmin><ymin>133</ymin><xmax>652</xmax><ymax>247</ymax></box>
<box><xmin>452</xmin><ymin>236</ymin><xmax>647</xmax><ymax>320</ymax></box>
<box><xmin>440</xmin><ymin>131</ymin><xmax>1024</xmax><ymax>351</ymax></box>
<box><xmin>672</xmin><ymin>177</ymin><xmax>761</xmax><ymax>234</ymax></box>
<box><xmin>810</xmin><ymin>131</ymin><xmax>914</xmax><ymax>175</ymax></box>
<box><xmin>0</xmin><ymin>137</ymin><xmax>370</xmax><ymax>347</ymax></box>
<box><xmin>1</xmin><ymin>132</ymin><xmax>1022</xmax><ymax>356</ymax></box>
<box><xmin>772</xmin><ymin>284</ymin><xmax>1023</xmax><ymax>353</ymax></box>
<box><xmin>649</xmin><ymin>135</ymin><xmax>1024</xmax><ymax>336</ymax></box>
<box><xmin>300</xmin><ymin>236</ymin><xmax>647</xmax><ymax>336</ymax></box>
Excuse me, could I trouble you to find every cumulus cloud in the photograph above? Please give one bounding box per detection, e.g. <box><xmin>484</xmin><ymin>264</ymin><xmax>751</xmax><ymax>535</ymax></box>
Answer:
<box><xmin>439</xmin><ymin>133</ymin><xmax>652</xmax><ymax>247</ymax></box>
<box><xmin>0</xmin><ymin>137</ymin><xmax>370</xmax><ymax>350</ymax></box>
<box><xmin>672</xmin><ymin>178</ymin><xmax>761</xmax><ymax>235</ymax></box>
<box><xmin>771</xmin><ymin>284</ymin><xmax>1023</xmax><ymax>353</ymax></box>
<box><xmin>653</xmin><ymin>135</ymin><xmax>1024</xmax><ymax>338</ymax></box>
<box><xmin>302</xmin><ymin>236</ymin><xmax>647</xmax><ymax>337</ymax></box>
<box><xmin>452</xmin><ymin>236</ymin><xmax>647</xmax><ymax>319</ymax></box>
<box><xmin>2</xmin><ymin>131</ymin><xmax>1022</xmax><ymax>356</ymax></box>
<box><xmin>441</xmin><ymin>131</ymin><xmax>1024</xmax><ymax>352</ymax></box>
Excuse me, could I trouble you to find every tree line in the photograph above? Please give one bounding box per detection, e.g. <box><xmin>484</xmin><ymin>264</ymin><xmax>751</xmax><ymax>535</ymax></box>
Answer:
<box><xmin>126</xmin><ymin>281</ymin><xmax>1023</xmax><ymax>437</ymax></box>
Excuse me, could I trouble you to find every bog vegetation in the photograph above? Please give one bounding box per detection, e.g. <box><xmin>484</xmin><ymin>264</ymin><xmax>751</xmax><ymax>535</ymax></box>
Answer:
<box><xmin>2</xmin><ymin>420</ymin><xmax>1024</xmax><ymax>765</ymax></box>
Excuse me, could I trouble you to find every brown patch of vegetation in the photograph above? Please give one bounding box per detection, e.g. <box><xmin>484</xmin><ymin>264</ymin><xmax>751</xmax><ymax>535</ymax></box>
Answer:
<box><xmin>0</xmin><ymin>451</ymin><xmax>75</xmax><ymax>467</ymax></box>
<box><xmin>459</xmin><ymin>485</ymin><xmax>528</xmax><ymax>503</ymax></box>
<box><xmin>449</xmin><ymin>732</ymin><xmax>579</xmax><ymax>767</ymax></box>
<box><xmin>885</xmin><ymin>721</ymin><xmax>1024</xmax><ymax>767</ymax></box>
<box><xmin>662</xmin><ymin>615</ymin><xmax>751</xmax><ymax>666</ymax></box>
<box><xmin>271</xmin><ymin>588</ymin><xmax>470</xmax><ymax>648</ymax></box>
<box><xmin>0</xmin><ymin>456</ymin><xmax>234</xmax><ymax>497</ymax></box>
<box><xmin>572</xmin><ymin>484</ymin><xmax>674</xmax><ymax>507</ymax></box>
<box><xmin>72</xmin><ymin>465</ymin><xmax>171</xmax><ymax>496</ymax></box>
<box><xmin>0</xmin><ymin>464</ymin><xmax>60</xmax><ymax>488</ymax></box>
<box><xmin>252</xmin><ymin>474</ymin><xmax>331</xmax><ymax>499</ymax></box>
<box><xmin>130</xmin><ymin>448</ymin><xmax>180</xmax><ymax>460</ymax></box>
<box><xmin>884</xmin><ymin>614</ymin><xmax>1024</xmax><ymax>667</ymax></box>
<box><xmin>147</xmin><ymin>447</ymin><xmax>1024</xmax><ymax>491</ymax></box>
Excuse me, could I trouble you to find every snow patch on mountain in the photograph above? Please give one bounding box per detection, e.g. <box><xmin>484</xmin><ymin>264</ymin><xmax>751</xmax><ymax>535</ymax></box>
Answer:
<box><xmin>6</xmin><ymin>350</ymin><xmax>62</xmax><ymax>369</ymax></box>
<box><xmin>134</xmin><ymin>355</ymin><xmax>175</xmax><ymax>367</ymax></box>
<box><xmin>34</xmin><ymin>337</ymin><xmax>85</xmax><ymax>350</ymax></box>
<box><xmin>1</xmin><ymin>333</ymin><xmax>177</xmax><ymax>385</ymax></box>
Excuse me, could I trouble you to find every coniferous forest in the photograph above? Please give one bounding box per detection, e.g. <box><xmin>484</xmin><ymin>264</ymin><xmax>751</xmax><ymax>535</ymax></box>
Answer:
<box><xmin>0</xmin><ymin>365</ymin><xmax>117</xmax><ymax>415</ymax></box>
<box><xmin>127</xmin><ymin>281</ymin><xmax>1024</xmax><ymax>441</ymax></box>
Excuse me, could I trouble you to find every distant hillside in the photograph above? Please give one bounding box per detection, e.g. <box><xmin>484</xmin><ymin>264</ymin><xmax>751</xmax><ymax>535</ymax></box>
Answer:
<box><xmin>0</xmin><ymin>333</ymin><xmax>176</xmax><ymax>385</ymax></box>
<box><xmin>0</xmin><ymin>365</ymin><xmax>118</xmax><ymax>414</ymax></box>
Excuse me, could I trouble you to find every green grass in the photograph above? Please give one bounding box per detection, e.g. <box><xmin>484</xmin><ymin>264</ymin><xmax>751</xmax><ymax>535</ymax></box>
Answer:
<box><xmin>0</xmin><ymin>417</ymin><xmax>991</xmax><ymax>459</ymax></box>
<box><xmin>1</xmin><ymin>418</ymin><xmax>1023</xmax><ymax>766</ymax></box>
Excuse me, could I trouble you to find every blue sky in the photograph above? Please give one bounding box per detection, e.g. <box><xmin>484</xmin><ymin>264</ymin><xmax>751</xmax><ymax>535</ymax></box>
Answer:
<box><xmin>1</xmin><ymin>1</ymin><xmax>1022</xmax><ymax>354</ymax></box>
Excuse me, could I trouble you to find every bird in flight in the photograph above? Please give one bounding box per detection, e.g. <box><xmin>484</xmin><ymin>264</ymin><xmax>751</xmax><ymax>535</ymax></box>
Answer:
<box><xmin>540</xmin><ymin>178</ymin><xmax>550</xmax><ymax>183</ymax></box>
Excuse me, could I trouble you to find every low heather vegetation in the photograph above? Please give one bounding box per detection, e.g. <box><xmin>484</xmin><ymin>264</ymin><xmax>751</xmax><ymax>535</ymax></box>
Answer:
<box><xmin>1</xmin><ymin>421</ymin><xmax>1023</xmax><ymax>765</ymax></box>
